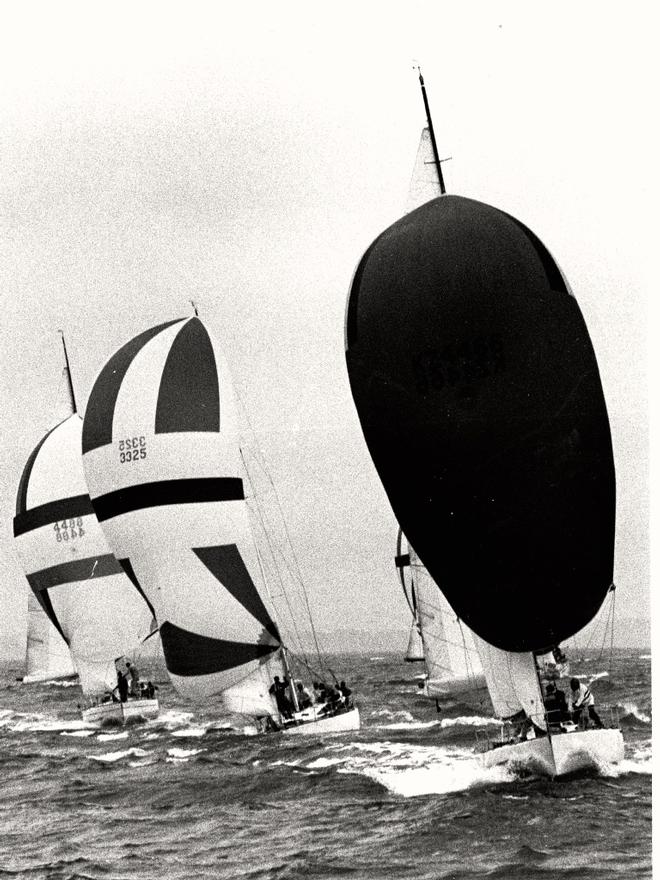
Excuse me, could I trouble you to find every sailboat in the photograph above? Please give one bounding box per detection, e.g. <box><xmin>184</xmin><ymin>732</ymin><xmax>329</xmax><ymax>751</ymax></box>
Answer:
<box><xmin>81</xmin><ymin>314</ymin><xmax>360</xmax><ymax>735</ymax></box>
<box><xmin>345</xmin><ymin>70</ymin><xmax>623</xmax><ymax>776</ymax></box>
<box><xmin>22</xmin><ymin>591</ymin><xmax>77</xmax><ymax>684</ymax></box>
<box><xmin>12</xmin><ymin>334</ymin><xmax>159</xmax><ymax>724</ymax></box>
<box><xmin>395</xmin><ymin>529</ymin><xmax>485</xmax><ymax>702</ymax></box>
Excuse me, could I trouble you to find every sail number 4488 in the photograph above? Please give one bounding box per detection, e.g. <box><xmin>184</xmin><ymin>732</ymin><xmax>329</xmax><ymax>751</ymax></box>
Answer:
<box><xmin>118</xmin><ymin>436</ymin><xmax>147</xmax><ymax>463</ymax></box>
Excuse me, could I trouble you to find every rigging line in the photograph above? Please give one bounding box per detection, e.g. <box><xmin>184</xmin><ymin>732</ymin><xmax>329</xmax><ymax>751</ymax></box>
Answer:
<box><xmin>609</xmin><ymin>584</ymin><xmax>616</xmax><ymax>672</ymax></box>
<box><xmin>457</xmin><ymin>618</ymin><xmax>478</xmax><ymax>688</ymax></box>
<box><xmin>242</xmin><ymin>439</ymin><xmax>326</xmax><ymax>675</ymax></box>
<box><xmin>232</xmin><ymin>394</ymin><xmax>310</xmax><ymax>664</ymax></box>
<box><xmin>240</xmin><ymin>448</ymin><xmax>310</xmax><ymax>666</ymax></box>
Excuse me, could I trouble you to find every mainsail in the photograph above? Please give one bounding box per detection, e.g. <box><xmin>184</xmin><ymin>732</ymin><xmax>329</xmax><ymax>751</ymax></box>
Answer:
<box><xmin>13</xmin><ymin>414</ymin><xmax>155</xmax><ymax>696</ymax></box>
<box><xmin>23</xmin><ymin>591</ymin><xmax>76</xmax><ymax>683</ymax></box>
<box><xmin>394</xmin><ymin>530</ymin><xmax>424</xmax><ymax>662</ymax></box>
<box><xmin>81</xmin><ymin>317</ymin><xmax>285</xmax><ymax>716</ymax></box>
<box><xmin>405</xmin><ymin>127</ymin><xmax>443</xmax><ymax>213</ymax></box>
<box><xmin>397</xmin><ymin>531</ymin><xmax>484</xmax><ymax>697</ymax></box>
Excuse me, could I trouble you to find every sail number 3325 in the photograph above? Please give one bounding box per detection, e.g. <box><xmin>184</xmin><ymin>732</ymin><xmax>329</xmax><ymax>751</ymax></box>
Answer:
<box><xmin>118</xmin><ymin>436</ymin><xmax>147</xmax><ymax>463</ymax></box>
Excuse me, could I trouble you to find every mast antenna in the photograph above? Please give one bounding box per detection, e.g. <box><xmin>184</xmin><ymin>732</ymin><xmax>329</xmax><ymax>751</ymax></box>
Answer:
<box><xmin>416</xmin><ymin>66</ymin><xmax>446</xmax><ymax>195</ymax></box>
<box><xmin>58</xmin><ymin>329</ymin><xmax>78</xmax><ymax>414</ymax></box>
<box><xmin>190</xmin><ymin>299</ymin><xmax>199</xmax><ymax>316</ymax></box>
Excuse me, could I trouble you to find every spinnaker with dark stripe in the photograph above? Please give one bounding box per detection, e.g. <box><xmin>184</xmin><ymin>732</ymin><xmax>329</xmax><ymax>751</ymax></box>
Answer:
<box><xmin>13</xmin><ymin>414</ymin><xmax>155</xmax><ymax>696</ymax></box>
<box><xmin>82</xmin><ymin>317</ymin><xmax>286</xmax><ymax>714</ymax></box>
<box><xmin>346</xmin><ymin>193</ymin><xmax>616</xmax><ymax>654</ymax></box>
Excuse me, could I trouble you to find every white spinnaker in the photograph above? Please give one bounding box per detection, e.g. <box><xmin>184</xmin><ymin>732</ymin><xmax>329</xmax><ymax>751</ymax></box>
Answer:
<box><xmin>23</xmin><ymin>591</ymin><xmax>76</xmax><ymax>683</ymax></box>
<box><xmin>405</xmin><ymin>127</ymin><xmax>443</xmax><ymax>213</ymax></box>
<box><xmin>82</xmin><ymin>317</ymin><xmax>286</xmax><ymax>712</ymax></box>
<box><xmin>13</xmin><ymin>415</ymin><xmax>154</xmax><ymax>697</ymax></box>
<box><xmin>409</xmin><ymin>545</ymin><xmax>484</xmax><ymax>696</ymax></box>
<box><xmin>471</xmin><ymin>634</ymin><xmax>547</xmax><ymax>730</ymax></box>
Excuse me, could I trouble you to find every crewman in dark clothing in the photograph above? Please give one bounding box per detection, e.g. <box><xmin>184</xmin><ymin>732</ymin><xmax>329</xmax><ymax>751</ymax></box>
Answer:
<box><xmin>116</xmin><ymin>668</ymin><xmax>128</xmax><ymax>703</ymax></box>
<box><xmin>269</xmin><ymin>676</ymin><xmax>293</xmax><ymax>719</ymax></box>
<box><xmin>544</xmin><ymin>682</ymin><xmax>569</xmax><ymax>724</ymax></box>
<box><xmin>339</xmin><ymin>681</ymin><xmax>353</xmax><ymax>709</ymax></box>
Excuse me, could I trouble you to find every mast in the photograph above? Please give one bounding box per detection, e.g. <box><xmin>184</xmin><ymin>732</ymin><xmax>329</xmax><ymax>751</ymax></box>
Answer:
<box><xmin>58</xmin><ymin>330</ymin><xmax>78</xmax><ymax>414</ymax></box>
<box><xmin>417</xmin><ymin>67</ymin><xmax>446</xmax><ymax>195</ymax></box>
<box><xmin>281</xmin><ymin>647</ymin><xmax>300</xmax><ymax>713</ymax></box>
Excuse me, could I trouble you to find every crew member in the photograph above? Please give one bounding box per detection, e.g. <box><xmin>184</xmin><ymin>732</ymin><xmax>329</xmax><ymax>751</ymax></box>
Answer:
<box><xmin>125</xmin><ymin>661</ymin><xmax>140</xmax><ymax>698</ymax></box>
<box><xmin>569</xmin><ymin>677</ymin><xmax>604</xmax><ymax>728</ymax></box>
<box><xmin>544</xmin><ymin>682</ymin><xmax>569</xmax><ymax>724</ymax></box>
<box><xmin>339</xmin><ymin>681</ymin><xmax>353</xmax><ymax>708</ymax></box>
<box><xmin>269</xmin><ymin>676</ymin><xmax>293</xmax><ymax>718</ymax></box>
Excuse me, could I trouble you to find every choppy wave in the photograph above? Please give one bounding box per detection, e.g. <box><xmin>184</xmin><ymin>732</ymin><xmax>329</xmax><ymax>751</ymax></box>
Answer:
<box><xmin>88</xmin><ymin>747</ymin><xmax>152</xmax><ymax>764</ymax></box>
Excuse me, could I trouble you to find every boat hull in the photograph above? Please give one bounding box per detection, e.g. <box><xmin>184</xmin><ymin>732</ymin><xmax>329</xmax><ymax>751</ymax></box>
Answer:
<box><xmin>483</xmin><ymin>728</ymin><xmax>624</xmax><ymax>777</ymax></box>
<box><xmin>82</xmin><ymin>699</ymin><xmax>160</xmax><ymax>725</ymax></box>
<box><xmin>281</xmin><ymin>706</ymin><xmax>360</xmax><ymax>736</ymax></box>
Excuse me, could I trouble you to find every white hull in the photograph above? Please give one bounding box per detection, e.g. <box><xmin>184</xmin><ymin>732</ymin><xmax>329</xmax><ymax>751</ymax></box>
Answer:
<box><xmin>281</xmin><ymin>706</ymin><xmax>360</xmax><ymax>736</ymax></box>
<box><xmin>482</xmin><ymin>728</ymin><xmax>624</xmax><ymax>777</ymax></box>
<box><xmin>82</xmin><ymin>699</ymin><xmax>160</xmax><ymax>725</ymax></box>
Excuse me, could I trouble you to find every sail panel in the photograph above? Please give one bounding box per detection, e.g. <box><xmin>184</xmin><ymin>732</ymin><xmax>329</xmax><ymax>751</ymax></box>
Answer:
<box><xmin>221</xmin><ymin>653</ymin><xmax>286</xmax><ymax>717</ymax></box>
<box><xmin>472</xmin><ymin>635</ymin><xmax>546</xmax><ymax>729</ymax></box>
<box><xmin>160</xmin><ymin>621</ymin><xmax>279</xmax><ymax>677</ymax></box>
<box><xmin>13</xmin><ymin>415</ymin><xmax>155</xmax><ymax>696</ymax></box>
<box><xmin>82</xmin><ymin>317</ymin><xmax>283</xmax><ymax>701</ymax></box>
<box><xmin>410</xmin><ymin>545</ymin><xmax>483</xmax><ymax>695</ymax></box>
<box><xmin>193</xmin><ymin>545</ymin><xmax>280</xmax><ymax>642</ymax></box>
<box><xmin>23</xmin><ymin>591</ymin><xmax>76</xmax><ymax>683</ymax></box>
<box><xmin>346</xmin><ymin>194</ymin><xmax>616</xmax><ymax>652</ymax></box>
<box><xmin>404</xmin><ymin>620</ymin><xmax>425</xmax><ymax>663</ymax></box>
<box><xmin>155</xmin><ymin>318</ymin><xmax>220</xmax><ymax>434</ymax></box>
<box><xmin>81</xmin><ymin>318</ymin><xmax>185</xmax><ymax>454</ymax></box>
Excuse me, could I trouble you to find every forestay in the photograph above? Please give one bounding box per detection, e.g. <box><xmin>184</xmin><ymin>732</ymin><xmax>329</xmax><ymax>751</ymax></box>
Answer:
<box><xmin>82</xmin><ymin>317</ymin><xmax>284</xmax><ymax>715</ymax></box>
<box><xmin>13</xmin><ymin>415</ymin><xmax>154</xmax><ymax>696</ymax></box>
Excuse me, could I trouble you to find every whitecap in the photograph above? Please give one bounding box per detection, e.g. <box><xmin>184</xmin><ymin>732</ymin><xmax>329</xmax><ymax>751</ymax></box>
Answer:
<box><xmin>44</xmin><ymin>679</ymin><xmax>78</xmax><ymax>688</ymax></box>
<box><xmin>378</xmin><ymin>720</ymin><xmax>442</xmax><ymax>731</ymax></box>
<box><xmin>370</xmin><ymin>709</ymin><xmax>414</xmax><ymax>721</ymax></box>
<box><xmin>60</xmin><ymin>730</ymin><xmax>96</xmax><ymax>738</ymax></box>
<box><xmin>621</xmin><ymin>703</ymin><xmax>651</xmax><ymax>724</ymax></box>
<box><xmin>97</xmin><ymin>731</ymin><xmax>129</xmax><ymax>742</ymax></box>
<box><xmin>440</xmin><ymin>715</ymin><xmax>499</xmax><ymax>729</ymax></box>
<box><xmin>167</xmin><ymin>747</ymin><xmax>205</xmax><ymax>759</ymax></box>
<box><xmin>12</xmin><ymin>717</ymin><xmax>95</xmax><ymax>733</ymax></box>
<box><xmin>88</xmin><ymin>747</ymin><xmax>151</xmax><ymax>763</ymax></box>
<box><xmin>320</xmin><ymin>739</ymin><xmax>517</xmax><ymax>797</ymax></box>
<box><xmin>170</xmin><ymin>726</ymin><xmax>207</xmax><ymax>738</ymax></box>
<box><xmin>153</xmin><ymin>710</ymin><xmax>195</xmax><ymax>728</ymax></box>
<box><xmin>588</xmin><ymin>671</ymin><xmax>609</xmax><ymax>683</ymax></box>
<box><xmin>639</xmin><ymin>654</ymin><xmax>651</xmax><ymax>660</ymax></box>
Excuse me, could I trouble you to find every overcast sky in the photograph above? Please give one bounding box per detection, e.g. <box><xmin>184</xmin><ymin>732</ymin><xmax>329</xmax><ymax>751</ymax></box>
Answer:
<box><xmin>0</xmin><ymin>2</ymin><xmax>651</xmax><ymax>660</ymax></box>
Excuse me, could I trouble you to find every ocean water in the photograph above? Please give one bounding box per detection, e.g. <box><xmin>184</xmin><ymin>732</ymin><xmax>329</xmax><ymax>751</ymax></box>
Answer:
<box><xmin>0</xmin><ymin>650</ymin><xmax>651</xmax><ymax>879</ymax></box>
